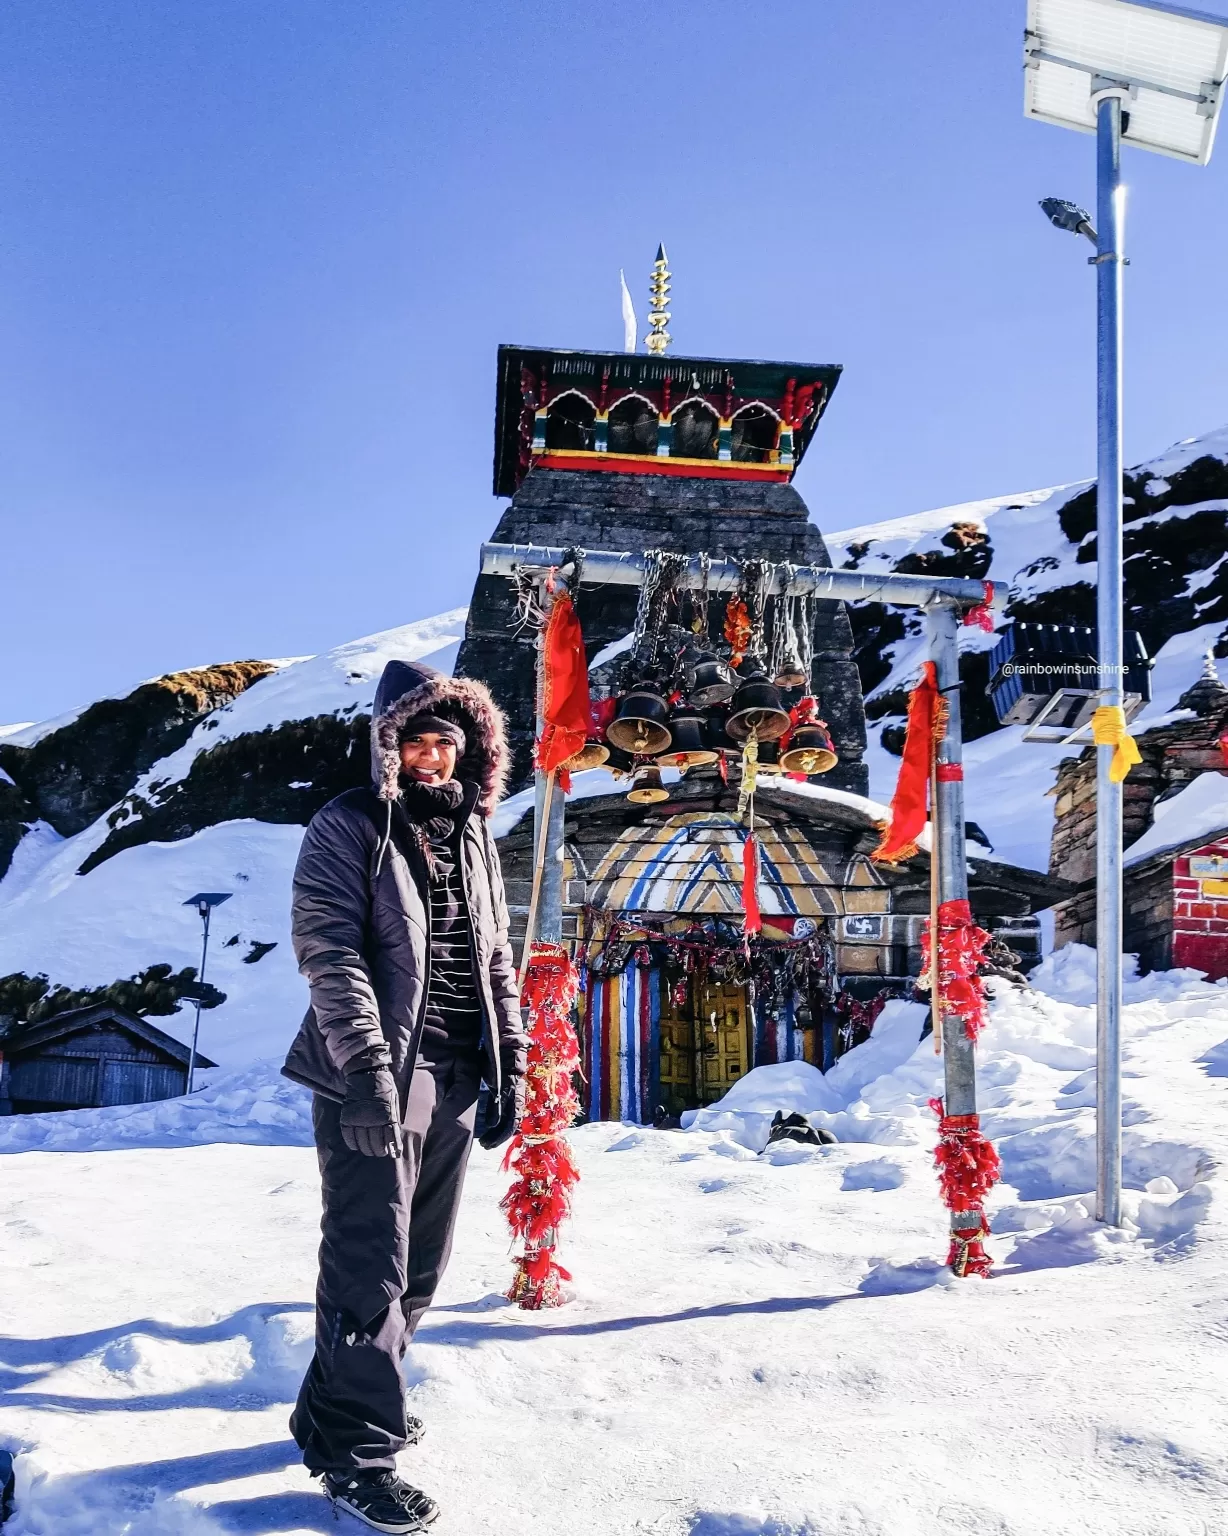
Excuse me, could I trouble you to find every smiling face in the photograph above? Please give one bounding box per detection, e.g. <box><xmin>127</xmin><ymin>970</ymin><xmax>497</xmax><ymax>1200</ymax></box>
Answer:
<box><xmin>398</xmin><ymin>732</ymin><xmax>458</xmax><ymax>785</ymax></box>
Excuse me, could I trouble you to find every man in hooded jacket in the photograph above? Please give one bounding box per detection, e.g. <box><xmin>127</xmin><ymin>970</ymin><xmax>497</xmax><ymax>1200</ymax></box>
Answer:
<box><xmin>282</xmin><ymin>659</ymin><xmax>527</xmax><ymax>1533</ymax></box>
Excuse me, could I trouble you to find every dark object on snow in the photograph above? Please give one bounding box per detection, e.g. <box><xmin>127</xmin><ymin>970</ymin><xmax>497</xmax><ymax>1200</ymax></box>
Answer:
<box><xmin>0</xmin><ymin>1447</ymin><xmax>13</xmax><ymax>1524</ymax></box>
<box><xmin>0</xmin><ymin>1003</ymin><xmax>215</xmax><ymax>1116</ymax></box>
<box><xmin>242</xmin><ymin>940</ymin><xmax>278</xmax><ymax>965</ymax></box>
<box><xmin>653</xmin><ymin>1103</ymin><xmax>681</xmax><ymax>1129</ymax></box>
<box><xmin>324</xmin><ymin>1467</ymin><xmax>440</xmax><ymax>1532</ymax></box>
<box><xmin>965</xmin><ymin>821</ymin><xmax>994</xmax><ymax>852</ymax></box>
<box><xmin>764</xmin><ymin>1111</ymin><xmax>837</xmax><ymax>1149</ymax></box>
<box><xmin>978</xmin><ymin>936</ymin><xmax>1029</xmax><ymax>987</ymax></box>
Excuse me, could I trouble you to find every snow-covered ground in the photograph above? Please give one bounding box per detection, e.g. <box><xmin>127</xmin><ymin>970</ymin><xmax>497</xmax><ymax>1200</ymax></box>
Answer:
<box><xmin>1</xmin><ymin>953</ymin><xmax>1225</xmax><ymax>1535</ymax></box>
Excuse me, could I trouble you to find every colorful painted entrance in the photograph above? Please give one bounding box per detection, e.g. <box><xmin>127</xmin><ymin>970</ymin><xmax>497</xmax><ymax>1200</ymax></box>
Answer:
<box><xmin>659</xmin><ymin>979</ymin><xmax>752</xmax><ymax>1117</ymax></box>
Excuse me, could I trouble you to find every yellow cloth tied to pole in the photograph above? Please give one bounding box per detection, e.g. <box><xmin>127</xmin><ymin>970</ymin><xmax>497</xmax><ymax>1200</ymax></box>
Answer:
<box><xmin>1091</xmin><ymin>705</ymin><xmax>1142</xmax><ymax>783</ymax></box>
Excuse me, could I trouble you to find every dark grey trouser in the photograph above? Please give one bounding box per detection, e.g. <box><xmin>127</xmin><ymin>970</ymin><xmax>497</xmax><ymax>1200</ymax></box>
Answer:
<box><xmin>290</xmin><ymin>1049</ymin><xmax>483</xmax><ymax>1475</ymax></box>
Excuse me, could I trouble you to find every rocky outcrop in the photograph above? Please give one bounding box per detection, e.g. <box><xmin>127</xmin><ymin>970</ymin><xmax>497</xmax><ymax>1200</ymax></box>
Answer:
<box><xmin>78</xmin><ymin>712</ymin><xmax>372</xmax><ymax>874</ymax></box>
<box><xmin>1013</xmin><ymin>455</ymin><xmax>1228</xmax><ymax>660</ymax></box>
<box><xmin>0</xmin><ymin>662</ymin><xmax>277</xmax><ymax>877</ymax></box>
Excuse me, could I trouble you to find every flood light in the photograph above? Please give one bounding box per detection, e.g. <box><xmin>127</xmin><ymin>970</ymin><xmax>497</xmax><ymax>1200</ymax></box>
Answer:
<box><xmin>1039</xmin><ymin>196</ymin><xmax>1099</xmax><ymax>240</ymax></box>
<box><xmin>1025</xmin><ymin>0</ymin><xmax>1228</xmax><ymax>163</ymax></box>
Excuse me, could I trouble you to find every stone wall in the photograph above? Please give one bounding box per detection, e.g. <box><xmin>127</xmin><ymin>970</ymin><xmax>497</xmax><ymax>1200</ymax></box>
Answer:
<box><xmin>455</xmin><ymin>468</ymin><xmax>868</xmax><ymax>795</ymax></box>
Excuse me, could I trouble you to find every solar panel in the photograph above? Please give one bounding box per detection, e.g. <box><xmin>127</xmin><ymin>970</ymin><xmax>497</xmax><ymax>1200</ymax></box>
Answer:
<box><xmin>1024</xmin><ymin>0</ymin><xmax>1228</xmax><ymax>162</ymax></box>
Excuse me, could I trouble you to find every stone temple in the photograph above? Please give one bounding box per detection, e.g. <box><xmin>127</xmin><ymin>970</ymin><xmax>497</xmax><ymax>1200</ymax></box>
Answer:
<box><xmin>455</xmin><ymin>319</ymin><xmax>1064</xmax><ymax>1124</ymax></box>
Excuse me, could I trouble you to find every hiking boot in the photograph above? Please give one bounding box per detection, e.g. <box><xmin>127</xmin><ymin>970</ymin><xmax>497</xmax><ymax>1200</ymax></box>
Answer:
<box><xmin>324</xmin><ymin>1469</ymin><xmax>439</xmax><ymax>1533</ymax></box>
<box><xmin>405</xmin><ymin>1412</ymin><xmax>425</xmax><ymax>1446</ymax></box>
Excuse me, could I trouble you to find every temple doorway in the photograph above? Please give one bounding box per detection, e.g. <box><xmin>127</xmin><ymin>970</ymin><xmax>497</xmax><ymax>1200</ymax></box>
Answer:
<box><xmin>658</xmin><ymin>978</ymin><xmax>752</xmax><ymax>1118</ymax></box>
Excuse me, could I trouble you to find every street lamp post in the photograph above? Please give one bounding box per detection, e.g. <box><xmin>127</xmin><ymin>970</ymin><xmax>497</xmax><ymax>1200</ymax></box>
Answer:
<box><xmin>183</xmin><ymin>891</ymin><xmax>231</xmax><ymax>1093</ymax></box>
<box><xmin>1025</xmin><ymin>0</ymin><xmax>1228</xmax><ymax>1225</ymax></box>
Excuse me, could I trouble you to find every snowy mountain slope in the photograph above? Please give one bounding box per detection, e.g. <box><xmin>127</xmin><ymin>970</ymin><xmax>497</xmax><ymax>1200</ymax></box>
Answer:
<box><xmin>0</xmin><ymin>617</ymin><xmax>466</xmax><ymax>1072</ymax></box>
<box><xmin>827</xmin><ymin>424</ymin><xmax>1228</xmax><ymax>871</ymax></box>
<box><xmin>0</xmin><ymin>962</ymin><xmax>1225</xmax><ymax>1533</ymax></box>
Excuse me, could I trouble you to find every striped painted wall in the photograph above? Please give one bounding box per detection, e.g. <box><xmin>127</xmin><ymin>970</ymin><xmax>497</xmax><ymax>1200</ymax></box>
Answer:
<box><xmin>580</xmin><ymin>966</ymin><xmax>812</xmax><ymax>1123</ymax></box>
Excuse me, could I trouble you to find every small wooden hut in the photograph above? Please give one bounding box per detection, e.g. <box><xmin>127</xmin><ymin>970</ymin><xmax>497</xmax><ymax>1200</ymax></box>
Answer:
<box><xmin>0</xmin><ymin>1003</ymin><xmax>213</xmax><ymax>1115</ymax></box>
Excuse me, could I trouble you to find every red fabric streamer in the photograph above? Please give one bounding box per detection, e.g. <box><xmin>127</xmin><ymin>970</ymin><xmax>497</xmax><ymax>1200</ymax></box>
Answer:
<box><xmin>935</xmin><ymin>763</ymin><xmax>963</xmax><ymax>782</ymax></box>
<box><xmin>534</xmin><ymin>591</ymin><xmax>592</xmax><ymax>776</ymax></box>
<box><xmin>872</xmin><ymin>662</ymin><xmax>946</xmax><ymax>864</ymax></box>
<box><xmin>503</xmin><ymin>943</ymin><xmax>582</xmax><ymax>1309</ymax></box>
<box><xmin>921</xmin><ymin>898</ymin><xmax>992</xmax><ymax>1042</ymax></box>
<box><xmin>928</xmin><ymin>1097</ymin><xmax>1001</xmax><ymax>1278</ymax></box>
<box><xmin>741</xmin><ymin>833</ymin><xmax>762</xmax><ymax>935</ymax></box>
<box><xmin>961</xmin><ymin>581</ymin><xmax>995</xmax><ymax>632</ymax></box>
<box><xmin>723</xmin><ymin>598</ymin><xmax>752</xmax><ymax>668</ymax></box>
<box><xmin>1219</xmin><ymin>728</ymin><xmax>1228</xmax><ymax>769</ymax></box>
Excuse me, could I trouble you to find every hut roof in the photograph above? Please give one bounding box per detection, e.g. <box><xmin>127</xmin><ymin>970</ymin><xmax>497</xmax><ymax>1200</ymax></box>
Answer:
<box><xmin>0</xmin><ymin>1002</ymin><xmax>216</xmax><ymax>1069</ymax></box>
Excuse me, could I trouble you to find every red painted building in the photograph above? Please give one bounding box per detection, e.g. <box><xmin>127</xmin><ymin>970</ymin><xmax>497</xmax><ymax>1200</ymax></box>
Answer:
<box><xmin>1172</xmin><ymin>835</ymin><xmax>1228</xmax><ymax>979</ymax></box>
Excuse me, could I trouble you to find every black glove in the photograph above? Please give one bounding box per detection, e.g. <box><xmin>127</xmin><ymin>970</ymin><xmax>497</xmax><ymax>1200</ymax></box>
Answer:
<box><xmin>340</xmin><ymin>1066</ymin><xmax>403</xmax><ymax>1157</ymax></box>
<box><xmin>479</xmin><ymin>1072</ymin><xmax>526</xmax><ymax>1152</ymax></box>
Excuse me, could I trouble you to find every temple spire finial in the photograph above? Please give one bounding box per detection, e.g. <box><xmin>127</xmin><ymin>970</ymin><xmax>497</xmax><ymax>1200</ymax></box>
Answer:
<box><xmin>644</xmin><ymin>244</ymin><xmax>672</xmax><ymax>355</ymax></box>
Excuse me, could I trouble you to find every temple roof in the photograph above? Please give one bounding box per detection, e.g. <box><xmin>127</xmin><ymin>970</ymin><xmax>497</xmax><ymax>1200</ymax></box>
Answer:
<box><xmin>493</xmin><ymin>345</ymin><xmax>842</xmax><ymax>497</ymax></box>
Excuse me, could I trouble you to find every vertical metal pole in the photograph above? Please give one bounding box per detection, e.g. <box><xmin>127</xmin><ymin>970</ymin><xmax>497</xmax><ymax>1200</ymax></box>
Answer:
<box><xmin>1094</xmin><ymin>92</ymin><xmax>1125</xmax><ymax>1228</ymax></box>
<box><xmin>186</xmin><ymin>903</ymin><xmax>211</xmax><ymax>1094</ymax></box>
<box><xmin>927</xmin><ymin>606</ymin><xmax>980</xmax><ymax>1236</ymax></box>
<box><xmin>532</xmin><ymin>584</ymin><xmax>567</xmax><ymax>950</ymax></box>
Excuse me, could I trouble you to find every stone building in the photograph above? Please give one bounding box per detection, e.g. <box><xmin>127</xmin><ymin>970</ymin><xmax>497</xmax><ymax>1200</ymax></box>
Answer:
<box><xmin>1049</xmin><ymin>653</ymin><xmax>1228</xmax><ymax>971</ymax></box>
<box><xmin>457</xmin><ymin>317</ymin><xmax>1067</xmax><ymax>1122</ymax></box>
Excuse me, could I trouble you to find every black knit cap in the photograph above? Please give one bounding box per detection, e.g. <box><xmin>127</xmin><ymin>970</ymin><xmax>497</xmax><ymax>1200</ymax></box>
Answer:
<box><xmin>397</xmin><ymin>712</ymin><xmax>466</xmax><ymax>755</ymax></box>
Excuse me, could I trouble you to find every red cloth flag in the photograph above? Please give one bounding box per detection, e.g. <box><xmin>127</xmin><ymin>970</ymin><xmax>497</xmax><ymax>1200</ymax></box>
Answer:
<box><xmin>741</xmin><ymin>833</ymin><xmax>762</xmax><ymax>934</ymax></box>
<box><xmin>534</xmin><ymin>591</ymin><xmax>592</xmax><ymax>776</ymax></box>
<box><xmin>872</xmin><ymin>661</ymin><xmax>946</xmax><ymax>863</ymax></box>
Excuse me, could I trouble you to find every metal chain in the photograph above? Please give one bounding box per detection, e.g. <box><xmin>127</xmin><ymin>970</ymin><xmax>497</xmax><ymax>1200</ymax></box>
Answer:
<box><xmin>769</xmin><ymin>562</ymin><xmax>797</xmax><ymax>681</ymax></box>
<box><xmin>632</xmin><ymin>549</ymin><xmax>688</xmax><ymax>668</ymax></box>
<box><xmin>741</xmin><ymin>559</ymin><xmax>774</xmax><ymax>669</ymax></box>
<box><xmin>798</xmin><ymin>590</ymin><xmax>814</xmax><ymax>692</ymax></box>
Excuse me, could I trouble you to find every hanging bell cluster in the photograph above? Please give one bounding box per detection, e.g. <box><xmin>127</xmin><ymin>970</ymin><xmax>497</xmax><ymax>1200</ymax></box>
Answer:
<box><xmin>598</xmin><ymin>554</ymin><xmax>839</xmax><ymax>802</ymax></box>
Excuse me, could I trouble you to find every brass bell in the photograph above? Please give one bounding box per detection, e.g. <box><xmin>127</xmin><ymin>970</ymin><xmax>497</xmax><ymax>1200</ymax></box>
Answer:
<box><xmin>604</xmin><ymin>742</ymin><xmax>635</xmax><ymax>776</ymax></box>
<box><xmin>755</xmin><ymin>739</ymin><xmax>782</xmax><ymax>775</ymax></box>
<box><xmin>564</xmin><ymin>739</ymin><xmax>611</xmax><ymax>772</ymax></box>
<box><xmin>627</xmin><ymin>765</ymin><xmax>670</xmax><ymax>803</ymax></box>
<box><xmin>779</xmin><ymin>721</ymin><xmax>838</xmax><ymax>775</ymax></box>
<box><xmin>656</xmin><ymin>707</ymin><xmax>719</xmax><ymax>769</ymax></box>
<box><xmin>687</xmin><ymin>652</ymin><xmax>735</xmax><ymax>708</ymax></box>
<box><xmin>772</xmin><ymin>655</ymin><xmax>808</xmax><ymax>689</ymax></box>
<box><xmin>725</xmin><ymin>671</ymin><xmax>791</xmax><ymax>742</ymax></box>
<box><xmin>606</xmin><ymin>688</ymin><xmax>672</xmax><ymax>756</ymax></box>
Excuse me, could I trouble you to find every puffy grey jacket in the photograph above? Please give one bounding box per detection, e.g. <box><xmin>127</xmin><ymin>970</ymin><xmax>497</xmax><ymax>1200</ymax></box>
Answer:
<box><xmin>281</xmin><ymin>659</ymin><xmax>527</xmax><ymax>1107</ymax></box>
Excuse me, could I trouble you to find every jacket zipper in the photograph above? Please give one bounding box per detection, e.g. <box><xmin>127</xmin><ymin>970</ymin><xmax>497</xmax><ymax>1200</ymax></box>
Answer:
<box><xmin>459</xmin><ymin>824</ymin><xmax>501</xmax><ymax>1099</ymax></box>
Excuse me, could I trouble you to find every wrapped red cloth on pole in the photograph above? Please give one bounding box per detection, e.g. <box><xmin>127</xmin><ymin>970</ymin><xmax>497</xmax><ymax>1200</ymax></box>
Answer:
<box><xmin>921</xmin><ymin>898</ymin><xmax>992</xmax><ymax>1042</ymax></box>
<box><xmin>534</xmin><ymin>589</ymin><xmax>592</xmax><ymax>787</ymax></box>
<box><xmin>502</xmin><ymin>942</ymin><xmax>581</xmax><ymax>1309</ymax></box>
<box><xmin>872</xmin><ymin>661</ymin><xmax>946</xmax><ymax>863</ymax></box>
<box><xmin>741</xmin><ymin>833</ymin><xmax>762</xmax><ymax>935</ymax></box>
<box><xmin>928</xmin><ymin>1097</ymin><xmax>1001</xmax><ymax>1278</ymax></box>
<box><xmin>961</xmin><ymin>580</ymin><xmax>995</xmax><ymax>632</ymax></box>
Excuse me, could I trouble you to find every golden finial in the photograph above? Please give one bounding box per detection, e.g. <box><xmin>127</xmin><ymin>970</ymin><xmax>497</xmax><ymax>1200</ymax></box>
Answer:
<box><xmin>644</xmin><ymin>243</ymin><xmax>672</xmax><ymax>355</ymax></box>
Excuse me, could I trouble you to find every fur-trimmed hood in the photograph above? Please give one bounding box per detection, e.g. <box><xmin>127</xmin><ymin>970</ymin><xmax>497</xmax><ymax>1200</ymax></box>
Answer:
<box><xmin>370</xmin><ymin>660</ymin><xmax>509</xmax><ymax>816</ymax></box>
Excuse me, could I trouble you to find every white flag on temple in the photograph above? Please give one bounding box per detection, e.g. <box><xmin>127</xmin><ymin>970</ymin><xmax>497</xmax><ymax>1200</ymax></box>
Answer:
<box><xmin>620</xmin><ymin>269</ymin><xmax>637</xmax><ymax>353</ymax></box>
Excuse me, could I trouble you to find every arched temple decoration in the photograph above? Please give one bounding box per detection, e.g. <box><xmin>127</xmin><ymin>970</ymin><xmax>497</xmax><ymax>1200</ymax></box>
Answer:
<box><xmin>731</xmin><ymin>403</ymin><xmax>780</xmax><ymax>463</ymax></box>
<box><xmin>544</xmin><ymin>390</ymin><xmax>597</xmax><ymax>452</ymax></box>
<box><xmin>588</xmin><ymin>812</ymin><xmax>839</xmax><ymax>917</ymax></box>
<box><xmin>607</xmin><ymin>394</ymin><xmax>658</xmax><ymax>456</ymax></box>
<box><xmin>669</xmin><ymin>398</ymin><xmax>721</xmax><ymax>461</ymax></box>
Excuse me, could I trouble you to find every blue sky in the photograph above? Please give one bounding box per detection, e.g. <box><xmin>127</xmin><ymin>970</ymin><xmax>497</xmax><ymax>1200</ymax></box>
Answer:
<box><xmin>3</xmin><ymin>0</ymin><xmax>1227</xmax><ymax>723</ymax></box>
